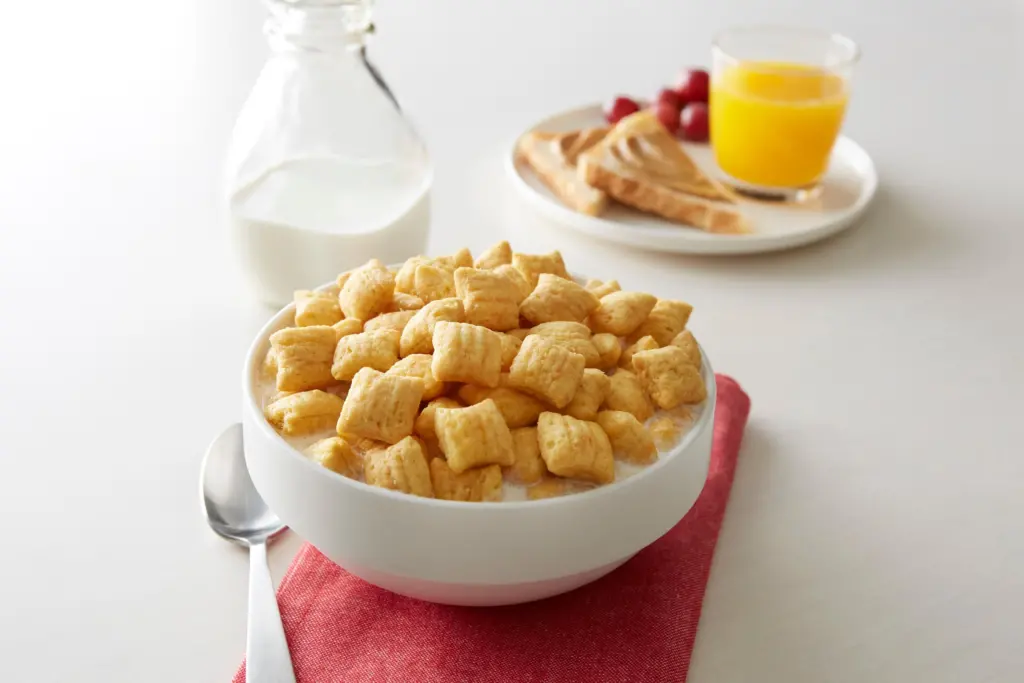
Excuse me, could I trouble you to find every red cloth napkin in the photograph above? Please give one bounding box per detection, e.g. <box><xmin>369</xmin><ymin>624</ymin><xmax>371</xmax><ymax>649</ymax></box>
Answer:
<box><xmin>234</xmin><ymin>374</ymin><xmax>750</xmax><ymax>683</ymax></box>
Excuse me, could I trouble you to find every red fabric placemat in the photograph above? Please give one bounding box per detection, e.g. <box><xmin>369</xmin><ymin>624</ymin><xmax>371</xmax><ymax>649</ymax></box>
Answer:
<box><xmin>234</xmin><ymin>374</ymin><xmax>750</xmax><ymax>683</ymax></box>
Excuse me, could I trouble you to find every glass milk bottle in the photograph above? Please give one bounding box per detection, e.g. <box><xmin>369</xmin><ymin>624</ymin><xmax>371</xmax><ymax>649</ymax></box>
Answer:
<box><xmin>225</xmin><ymin>0</ymin><xmax>431</xmax><ymax>307</ymax></box>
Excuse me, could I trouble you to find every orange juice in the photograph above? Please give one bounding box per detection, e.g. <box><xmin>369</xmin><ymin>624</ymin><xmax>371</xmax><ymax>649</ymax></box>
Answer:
<box><xmin>711</xmin><ymin>61</ymin><xmax>848</xmax><ymax>188</ymax></box>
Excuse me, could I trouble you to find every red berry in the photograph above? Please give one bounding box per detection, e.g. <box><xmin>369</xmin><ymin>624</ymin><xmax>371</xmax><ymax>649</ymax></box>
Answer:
<box><xmin>604</xmin><ymin>96</ymin><xmax>641</xmax><ymax>124</ymax></box>
<box><xmin>655</xmin><ymin>88</ymin><xmax>682</xmax><ymax>111</ymax></box>
<box><xmin>676</xmin><ymin>68</ymin><xmax>710</xmax><ymax>103</ymax></box>
<box><xmin>655</xmin><ymin>101</ymin><xmax>681</xmax><ymax>134</ymax></box>
<box><xmin>679</xmin><ymin>102</ymin><xmax>709</xmax><ymax>142</ymax></box>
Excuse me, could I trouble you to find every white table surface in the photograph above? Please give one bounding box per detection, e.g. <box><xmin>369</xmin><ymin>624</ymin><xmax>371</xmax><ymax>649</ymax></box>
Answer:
<box><xmin>1</xmin><ymin>0</ymin><xmax>1022</xmax><ymax>681</ymax></box>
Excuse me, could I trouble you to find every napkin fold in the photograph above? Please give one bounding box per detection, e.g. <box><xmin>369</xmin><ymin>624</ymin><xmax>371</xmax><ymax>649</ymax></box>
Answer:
<box><xmin>234</xmin><ymin>374</ymin><xmax>750</xmax><ymax>683</ymax></box>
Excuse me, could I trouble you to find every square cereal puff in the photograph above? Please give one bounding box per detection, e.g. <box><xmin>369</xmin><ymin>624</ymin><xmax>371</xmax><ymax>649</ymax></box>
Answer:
<box><xmin>265</xmin><ymin>390</ymin><xmax>344</xmax><ymax>436</ymax></box>
<box><xmin>395</xmin><ymin>256</ymin><xmax>429</xmax><ymax>294</ymax></box>
<box><xmin>526</xmin><ymin>321</ymin><xmax>599</xmax><ymax>367</ymax></box>
<box><xmin>626</xmin><ymin>299</ymin><xmax>693</xmax><ymax>345</ymax></box>
<box><xmin>506</xmin><ymin>426</ymin><xmax>547</xmax><ymax>485</ymax></box>
<box><xmin>563</xmin><ymin>368</ymin><xmax>612</xmax><ymax>421</ymax></box>
<box><xmin>585</xmin><ymin>279</ymin><xmax>621</xmax><ymax>299</ymax></box>
<box><xmin>603</xmin><ymin>368</ymin><xmax>654</xmax><ymax>422</ymax></box>
<box><xmin>294</xmin><ymin>290</ymin><xmax>343</xmax><ymax>327</ymax></box>
<box><xmin>493</xmin><ymin>264</ymin><xmax>533</xmax><ymax>302</ymax></box>
<box><xmin>454</xmin><ymin>267</ymin><xmax>521</xmax><ymax>331</ymax></box>
<box><xmin>457</xmin><ymin>385</ymin><xmax>547</xmax><ymax>429</ymax></box>
<box><xmin>670</xmin><ymin>330</ymin><xmax>702</xmax><ymax>369</ymax></box>
<box><xmin>620</xmin><ymin>335</ymin><xmax>659</xmax><ymax>371</ymax></box>
<box><xmin>364</xmin><ymin>436</ymin><xmax>434</xmax><ymax>497</ymax></box>
<box><xmin>430</xmin><ymin>460</ymin><xmax>503</xmax><ymax>502</ymax></box>
<box><xmin>474</xmin><ymin>240</ymin><xmax>513</xmax><ymax>269</ymax></box>
<box><xmin>336</xmin><ymin>367</ymin><xmax>425</xmax><ymax>444</ymax></box>
<box><xmin>512</xmin><ymin>250</ymin><xmax>570</xmax><ymax>287</ymax></box>
<box><xmin>306</xmin><ymin>436</ymin><xmax>363</xmax><ymax>478</ymax></box>
<box><xmin>596</xmin><ymin>411</ymin><xmax>657</xmax><ymax>464</ymax></box>
<box><xmin>414</xmin><ymin>397</ymin><xmax>461</xmax><ymax>442</ymax></box>
<box><xmin>270</xmin><ymin>325</ymin><xmax>338</xmax><ymax>392</ymax></box>
<box><xmin>261</xmin><ymin>347</ymin><xmax>278</xmax><ymax>380</ymax></box>
<box><xmin>520</xmin><ymin>274</ymin><xmax>601</xmax><ymax>324</ymax></box>
<box><xmin>331</xmin><ymin>329</ymin><xmax>401</xmax><ymax>381</ymax></box>
<box><xmin>400</xmin><ymin>298</ymin><xmax>465</xmax><ymax>357</ymax></box>
<box><xmin>499</xmin><ymin>333</ymin><xmax>522</xmax><ymax>371</ymax></box>
<box><xmin>332</xmin><ymin>318</ymin><xmax>363</xmax><ymax>342</ymax></box>
<box><xmin>432</xmin><ymin>247</ymin><xmax>474</xmax><ymax>271</ymax></box>
<box><xmin>388</xmin><ymin>353</ymin><xmax>446</xmax><ymax>400</ymax></box>
<box><xmin>507</xmin><ymin>335</ymin><xmax>586</xmax><ymax>408</ymax></box>
<box><xmin>434</xmin><ymin>399</ymin><xmax>516</xmax><ymax>473</ymax></box>
<box><xmin>592</xmin><ymin>333</ymin><xmax>622</xmax><ymax>369</ymax></box>
<box><xmin>536</xmin><ymin>412</ymin><xmax>615</xmax><ymax>484</ymax></box>
<box><xmin>430</xmin><ymin>321</ymin><xmax>503</xmax><ymax>388</ymax></box>
<box><xmin>339</xmin><ymin>259</ymin><xmax>395</xmax><ymax>321</ymax></box>
<box><xmin>649</xmin><ymin>416</ymin><xmax>682</xmax><ymax>450</ymax></box>
<box><xmin>413</xmin><ymin>263</ymin><xmax>456</xmax><ymax>303</ymax></box>
<box><xmin>588</xmin><ymin>291</ymin><xmax>658</xmax><ymax>337</ymax></box>
<box><xmin>387</xmin><ymin>292</ymin><xmax>425</xmax><ymax>312</ymax></box>
<box><xmin>363</xmin><ymin>310</ymin><xmax>417</xmax><ymax>336</ymax></box>
<box><xmin>632</xmin><ymin>346</ymin><xmax>707</xmax><ymax>409</ymax></box>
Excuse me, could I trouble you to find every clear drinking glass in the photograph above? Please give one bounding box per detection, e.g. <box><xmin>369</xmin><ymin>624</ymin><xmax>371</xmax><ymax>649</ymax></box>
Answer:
<box><xmin>710</xmin><ymin>26</ymin><xmax>859</xmax><ymax>201</ymax></box>
<box><xmin>225</xmin><ymin>0</ymin><xmax>432</xmax><ymax>307</ymax></box>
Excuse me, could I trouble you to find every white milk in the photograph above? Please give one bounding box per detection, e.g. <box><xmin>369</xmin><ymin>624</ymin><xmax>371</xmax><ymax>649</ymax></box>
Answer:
<box><xmin>230</xmin><ymin>155</ymin><xmax>431</xmax><ymax>307</ymax></box>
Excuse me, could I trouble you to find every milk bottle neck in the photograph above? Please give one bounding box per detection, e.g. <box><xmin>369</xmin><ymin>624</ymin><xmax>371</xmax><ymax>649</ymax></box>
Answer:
<box><xmin>264</xmin><ymin>0</ymin><xmax>374</xmax><ymax>53</ymax></box>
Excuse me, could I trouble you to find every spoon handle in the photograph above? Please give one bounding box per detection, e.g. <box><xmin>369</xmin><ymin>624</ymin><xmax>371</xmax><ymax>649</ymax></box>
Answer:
<box><xmin>246</xmin><ymin>541</ymin><xmax>297</xmax><ymax>683</ymax></box>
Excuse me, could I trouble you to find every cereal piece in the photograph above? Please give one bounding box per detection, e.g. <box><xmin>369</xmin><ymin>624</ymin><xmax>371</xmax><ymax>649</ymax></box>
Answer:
<box><xmin>520</xmin><ymin>274</ymin><xmax>601</xmax><ymax>324</ymax></box>
<box><xmin>457</xmin><ymin>385</ymin><xmax>547</xmax><ymax>428</ymax></box>
<box><xmin>261</xmin><ymin>347</ymin><xmax>278</xmax><ymax>380</ymax></box>
<box><xmin>265</xmin><ymin>390</ymin><xmax>344</xmax><ymax>436</ymax></box>
<box><xmin>363</xmin><ymin>310</ymin><xmax>416</xmax><ymax>336</ymax></box>
<box><xmin>620</xmin><ymin>335</ymin><xmax>660</xmax><ymax>370</ymax></box>
<box><xmin>527</xmin><ymin>321</ymin><xmax>600</xmax><ymax>368</ymax></box>
<box><xmin>592</xmin><ymin>333</ymin><xmax>622</xmax><ymax>369</ymax></box>
<box><xmin>395</xmin><ymin>256</ymin><xmax>428</xmax><ymax>294</ymax></box>
<box><xmin>388</xmin><ymin>353</ymin><xmax>446</xmax><ymax>400</ymax></box>
<box><xmin>336</xmin><ymin>270</ymin><xmax>353</xmax><ymax>290</ymax></box>
<box><xmin>430</xmin><ymin>460</ymin><xmax>503</xmax><ymax>502</ymax></box>
<box><xmin>336</xmin><ymin>367</ymin><xmax>424</xmax><ymax>444</ymax></box>
<box><xmin>585</xmin><ymin>278</ymin><xmax>621</xmax><ymax>299</ymax></box>
<box><xmin>536</xmin><ymin>412</ymin><xmax>614</xmax><ymax>484</ymax></box>
<box><xmin>339</xmin><ymin>259</ymin><xmax>395</xmax><ymax>321</ymax></box>
<box><xmin>306</xmin><ymin>436</ymin><xmax>363</xmax><ymax>478</ymax></box>
<box><xmin>512</xmin><ymin>250</ymin><xmax>570</xmax><ymax>287</ymax></box>
<box><xmin>527</xmin><ymin>478</ymin><xmax>572</xmax><ymax>500</ymax></box>
<box><xmin>596</xmin><ymin>411</ymin><xmax>657</xmax><ymax>464</ymax></box>
<box><xmin>413</xmin><ymin>264</ymin><xmax>456</xmax><ymax>303</ymax></box>
<box><xmin>474</xmin><ymin>240</ymin><xmax>512</xmax><ymax>269</ymax></box>
<box><xmin>331</xmin><ymin>318</ymin><xmax>363</xmax><ymax>342</ymax></box>
<box><xmin>400</xmin><ymin>298</ymin><xmax>465</xmax><ymax>356</ymax></box>
<box><xmin>434</xmin><ymin>399</ymin><xmax>516</xmax><ymax>473</ymax></box>
<box><xmin>604</xmin><ymin>368</ymin><xmax>654</xmax><ymax>422</ymax></box>
<box><xmin>493</xmin><ymin>264</ymin><xmax>533</xmax><ymax>302</ymax></box>
<box><xmin>563</xmin><ymin>369</ymin><xmax>612</xmax><ymax>421</ymax></box>
<box><xmin>588</xmin><ymin>291</ymin><xmax>658</xmax><ymax>336</ymax></box>
<box><xmin>430</xmin><ymin>321</ymin><xmax>503</xmax><ymax>388</ymax></box>
<box><xmin>387</xmin><ymin>292</ymin><xmax>425</xmax><ymax>311</ymax></box>
<box><xmin>507</xmin><ymin>327</ymin><xmax>532</xmax><ymax>341</ymax></box>
<box><xmin>670</xmin><ymin>330</ymin><xmax>702</xmax><ymax>369</ymax></box>
<box><xmin>331</xmin><ymin>329</ymin><xmax>400</xmax><ymax>381</ymax></box>
<box><xmin>337</xmin><ymin>433</ymin><xmax>385</xmax><ymax>456</ymax></box>
<box><xmin>364</xmin><ymin>436</ymin><xmax>434</xmax><ymax>497</ymax></box>
<box><xmin>499</xmin><ymin>333</ymin><xmax>522</xmax><ymax>371</ymax></box>
<box><xmin>506</xmin><ymin>427</ymin><xmax>546</xmax><ymax>484</ymax></box>
<box><xmin>454</xmin><ymin>267</ymin><xmax>521</xmax><ymax>331</ymax></box>
<box><xmin>270</xmin><ymin>325</ymin><xmax>337</xmax><ymax>391</ymax></box>
<box><xmin>414</xmin><ymin>397</ymin><xmax>461</xmax><ymax>441</ymax></box>
<box><xmin>626</xmin><ymin>299</ymin><xmax>694</xmax><ymax>345</ymax></box>
<box><xmin>434</xmin><ymin>247</ymin><xmax>474</xmax><ymax>271</ymax></box>
<box><xmin>507</xmin><ymin>335</ymin><xmax>586</xmax><ymax>408</ymax></box>
<box><xmin>632</xmin><ymin>346</ymin><xmax>707</xmax><ymax>408</ymax></box>
<box><xmin>649</xmin><ymin>416</ymin><xmax>681</xmax><ymax>450</ymax></box>
<box><xmin>294</xmin><ymin>290</ymin><xmax>343</xmax><ymax>327</ymax></box>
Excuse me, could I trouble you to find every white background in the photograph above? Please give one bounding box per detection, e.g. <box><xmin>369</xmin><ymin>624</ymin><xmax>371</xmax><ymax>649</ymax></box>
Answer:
<box><xmin>1</xmin><ymin>0</ymin><xmax>1022</xmax><ymax>681</ymax></box>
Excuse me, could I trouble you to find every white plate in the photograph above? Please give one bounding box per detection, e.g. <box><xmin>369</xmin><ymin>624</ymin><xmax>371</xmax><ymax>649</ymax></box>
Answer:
<box><xmin>506</xmin><ymin>104</ymin><xmax>878</xmax><ymax>255</ymax></box>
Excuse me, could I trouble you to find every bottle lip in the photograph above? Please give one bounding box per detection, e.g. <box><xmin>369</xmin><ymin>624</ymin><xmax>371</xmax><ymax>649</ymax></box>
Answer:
<box><xmin>265</xmin><ymin>0</ymin><xmax>373</xmax><ymax>51</ymax></box>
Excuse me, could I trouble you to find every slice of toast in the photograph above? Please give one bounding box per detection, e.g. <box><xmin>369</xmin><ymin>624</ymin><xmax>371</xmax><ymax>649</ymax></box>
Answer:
<box><xmin>516</xmin><ymin>128</ymin><xmax>610</xmax><ymax>216</ymax></box>
<box><xmin>578</xmin><ymin>111</ymin><xmax>750</xmax><ymax>234</ymax></box>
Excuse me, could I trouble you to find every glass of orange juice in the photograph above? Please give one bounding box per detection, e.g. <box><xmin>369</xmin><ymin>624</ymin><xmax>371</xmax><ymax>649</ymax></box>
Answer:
<box><xmin>711</xmin><ymin>26</ymin><xmax>859</xmax><ymax>201</ymax></box>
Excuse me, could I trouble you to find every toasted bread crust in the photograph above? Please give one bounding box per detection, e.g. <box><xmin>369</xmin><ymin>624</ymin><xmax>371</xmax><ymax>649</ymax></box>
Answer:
<box><xmin>516</xmin><ymin>132</ymin><xmax>609</xmax><ymax>216</ymax></box>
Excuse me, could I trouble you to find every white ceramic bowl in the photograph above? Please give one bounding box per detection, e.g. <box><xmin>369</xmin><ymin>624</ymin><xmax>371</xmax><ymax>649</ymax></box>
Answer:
<box><xmin>242</xmin><ymin>294</ymin><xmax>717</xmax><ymax>606</ymax></box>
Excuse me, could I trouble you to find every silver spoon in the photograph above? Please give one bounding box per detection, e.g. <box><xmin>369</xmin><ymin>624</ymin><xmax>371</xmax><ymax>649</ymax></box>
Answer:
<box><xmin>201</xmin><ymin>423</ymin><xmax>296</xmax><ymax>683</ymax></box>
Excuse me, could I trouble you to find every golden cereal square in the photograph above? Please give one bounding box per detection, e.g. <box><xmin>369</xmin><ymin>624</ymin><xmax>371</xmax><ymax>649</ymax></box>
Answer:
<box><xmin>433</xmin><ymin>247</ymin><xmax>474</xmax><ymax>271</ymax></box>
<box><xmin>331</xmin><ymin>318</ymin><xmax>364</xmax><ymax>342</ymax></box>
<box><xmin>592</xmin><ymin>333</ymin><xmax>622</xmax><ymax>369</ymax></box>
<box><xmin>632</xmin><ymin>346</ymin><xmax>707</xmax><ymax>409</ymax></box>
<box><xmin>331</xmin><ymin>329</ymin><xmax>401</xmax><ymax>381</ymax></box>
<box><xmin>506</xmin><ymin>426</ymin><xmax>546</xmax><ymax>485</ymax></box>
<box><xmin>493</xmin><ymin>264</ymin><xmax>533</xmax><ymax>302</ymax></box>
<box><xmin>388</xmin><ymin>292</ymin><xmax>425</xmax><ymax>311</ymax></box>
<box><xmin>499</xmin><ymin>333</ymin><xmax>522</xmax><ymax>371</ymax></box>
<box><xmin>453</xmin><ymin>267</ymin><xmax>521</xmax><ymax>331</ymax></box>
<box><xmin>512</xmin><ymin>250</ymin><xmax>570</xmax><ymax>287</ymax></box>
<box><xmin>457</xmin><ymin>385</ymin><xmax>547</xmax><ymax>429</ymax></box>
<box><xmin>507</xmin><ymin>335</ymin><xmax>586</xmax><ymax>408</ymax></box>
<box><xmin>627</xmin><ymin>299</ymin><xmax>694</xmax><ymax>345</ymax></box>
<box><xmin>670</xmin><ymin>330</ymin><xmax>702</xmax><ymax>369</ymax></box>
<box><xmin>585</xmin><ymin>278</ymin><xmax>621</xmax><ymax>299</ymax></box>
<box><xmin>604</xmin><ymin>368</ymin><xmax>654</xmax><ymax>422</ymax></box>
<box><xmin>413</xmin><ymin>264</ymin><xmax>456</xmax><ymax>303</ymax></box>
<box><xmin>306</xmin><ymin>436</ymin><xmax>363</xmax><ymax>478</ymax></box>
<box><xmin>596</xmin><ymin>411</ymin><xmax>657</xmax><ymax>464</ymax></box>
<box><xmin>474</xmin><ymin>240</ymin><xmax>513</xmax><ymax>269</ymax></box>
<box><xmin>563</xmin><ymin>368</ymin><xmax>612</xmax><ymax>421</ymax></box>
<box><xmin>430</xmin><ymin>459</ymin><xmax>503</xmax><ymax>502</ymax></box>
<box><xmin>336</xmin><ymin>367</ymin><xmax>425</xmax><ymax>444</ymax></box>
<box><xmin>364</xmin><ymin>436</ymin><xmax>434</xmax><ymax>497</ymax></box>
<box><xmin>265</xmin><ymin>390</ymin><xmax>344</xmax><ymax>436</ymax></box>
<box><xmin>364</xmin><ymin>310</ymin><xmax>416</xmax><ymax>336</ymax></box>
<box><xmin>620</xmin><ymin>335</ymin><xmax>660</xmax><ymax>371</ymax></box>
<box><xmin>588</xmin><ymin>291</ymin><xmax>658</xmax><ymax>337</ymax></box>
<box><xmin>261</xmin><ymin>347</ymin><xmax>278</xmax><ymax>380</ymax></box>
<box><xmin>536</xmin><ymin>412</ymin><xmax>614</xmax><ymax>484</ymax></box>
<box><xmin>388</xmin><ymin>353</ymin><xmax>446</xmax><ymax>400</ymax></box>
<box><xmin>520</xmin><ymin>274</ymin><xmax>601</xmax><ymax>324</ymax></box>
<box><xmin>649</xmin><ymin>416</ymin><xmax>682</xmax><ymax>450</ymax></box>
<box><xmin>339</xmin><ymin>259</ymin><xmax>395</xmax><ymax>321</ymax></box>
<box><xmin>430</xmin><ymin>321</ymin><xmax>503</xmax><ymax>388</ymax></box>
<box><xmin>414</xmin><ymin>397</ymin><xmax>461</xmax><ymax>441</ymax></box>
<box><xmin>434</xmin><ymin>399</ymin><xmax>516</xmax><ymax>473</ymax></box>
<box><xmin>527</xmin><ymin>321</ymin><xmax>600</xmax><ymax>367</ymax></box>
<box><xmin>294</xmin><ymin>290</ymin><xmax>343</xmax><ymax>327</ymax></box>
<box><xmin>395</xmin><ymin>256</ymin><xmax>428</xmax><ymax>294</ymax></box>
<box><xmin>400</xmin><ymin>298</ymin><xmax>465</xmax><ymax>356</ymax></box>
<box><xmin>270</xmin><ymin>325</ymin><xmax>338</xmax><ymax>392</ymax></box>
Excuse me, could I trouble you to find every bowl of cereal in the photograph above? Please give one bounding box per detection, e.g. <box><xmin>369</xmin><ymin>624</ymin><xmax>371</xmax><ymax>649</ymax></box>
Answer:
<box><xmin>242</xmin><ymin>243</ymin><xmax>715</xmax><ymax>606</ymax></box>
